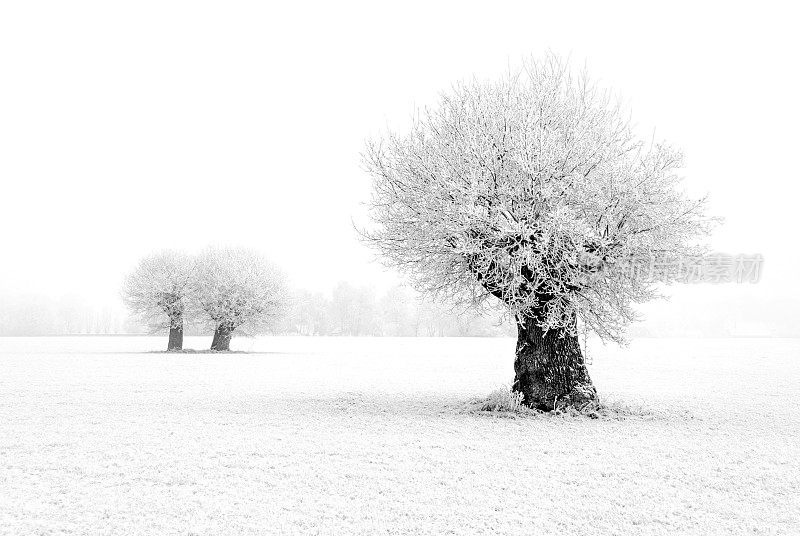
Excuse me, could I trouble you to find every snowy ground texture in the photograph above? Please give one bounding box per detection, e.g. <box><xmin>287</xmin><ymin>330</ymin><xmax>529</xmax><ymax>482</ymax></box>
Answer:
<box><xmin>1</xmin><ymin>336</ymin><xmax>799</xmax><ymax>535</ymax></box>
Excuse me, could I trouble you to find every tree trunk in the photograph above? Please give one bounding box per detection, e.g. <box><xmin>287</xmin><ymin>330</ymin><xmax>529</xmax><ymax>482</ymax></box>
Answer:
<box><xmin>210</xmin><ymin>324</ymin><xmax>233</xmax><ymax>351</ymax></box>
<box><xmin>167</xmin><ymin>320</ymin><xmax>183</xmax><ymax>351</ymax></box>
<box><xmin>513</xmin><ymin>314</ymin><xmax>597</xmax><ymax>411</ymax></box>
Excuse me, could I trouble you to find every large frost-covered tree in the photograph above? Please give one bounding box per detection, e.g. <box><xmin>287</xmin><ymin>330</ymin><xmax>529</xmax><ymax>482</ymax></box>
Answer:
<box><xmin>121</xmin><ymin>250</ymin><xmax>194</xmax><ymax>351</ymax></box>
<box><xmin>195</xmin><ymin>247</ymin><xmax>288</xmax><ymax>351</ymax></box>
<box><xmin>362</xmin><ymin>56</ymin><xmax>714</xmax><ymax>410</ymax></box>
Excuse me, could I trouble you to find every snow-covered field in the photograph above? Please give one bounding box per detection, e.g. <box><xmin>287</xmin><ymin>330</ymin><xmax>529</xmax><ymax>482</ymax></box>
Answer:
<box><xmin>1</xmin><ymin>336</ymin><xmax>798</xmax><ymax>535</ymax></box>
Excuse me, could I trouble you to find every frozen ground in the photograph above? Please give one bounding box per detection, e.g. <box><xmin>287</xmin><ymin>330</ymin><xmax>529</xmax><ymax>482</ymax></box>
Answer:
<box><xmin>1</xmin><ymin>336</ymin><xmax>798</xmax><ymax>535</ymax></box>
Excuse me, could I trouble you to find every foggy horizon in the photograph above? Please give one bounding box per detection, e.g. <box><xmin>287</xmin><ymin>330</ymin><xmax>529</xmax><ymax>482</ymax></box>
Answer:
<box><xmin>2</xmin><ymin>2</ymin><xmax>798</xmax><ymax>336</ymax></box>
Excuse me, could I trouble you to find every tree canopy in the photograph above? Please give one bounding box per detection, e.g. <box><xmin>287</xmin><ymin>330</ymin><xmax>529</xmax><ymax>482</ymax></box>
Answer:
<box><xmin>362</xmin><ymin>55</ymin><xmax>714</xmax><ymax>343</ymax></box>
<box><xmin>194</xmin><ymin>246</ymin><xmax>289</xmax><ymax>338</ymax></box>
<box><xmin>121</xmin><ymin>250</ymin><xmax>194</xmax><ymax>332</ymax></box>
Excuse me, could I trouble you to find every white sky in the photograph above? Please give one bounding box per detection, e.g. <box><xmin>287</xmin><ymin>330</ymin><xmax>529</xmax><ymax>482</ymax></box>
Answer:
<box><xmin>1</xmin><ymin>1</ymin><xmax>798</xmax><ymax>317</ymax></box>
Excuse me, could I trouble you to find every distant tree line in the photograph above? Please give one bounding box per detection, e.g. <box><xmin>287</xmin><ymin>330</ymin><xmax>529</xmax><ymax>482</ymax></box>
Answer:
<box><xmin>0</xmin><ymin>293</ymin><xmax>130</xmax><ymax>336</ymax></box>
<box><xmin>0</xmin><ymin>278</ymin><xmax>513</xmax><ymax>340</ymax></box>
<box><xmin>3</xmin><ymin>288</ymin><xmax>790</xmax><ymax>340</ymax></box>
<box><xmin>281</xmin><ymin>283</ymin><xmax>514</xmax><ymax>337</ymax></box>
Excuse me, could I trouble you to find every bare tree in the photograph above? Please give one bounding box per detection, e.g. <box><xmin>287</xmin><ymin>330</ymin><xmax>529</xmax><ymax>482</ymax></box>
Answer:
<box><xmin>121</xmin><ymin>250</ymin><xmax>194</xmax><ymax>351</ymax></box>
<box><xmin>362</xmin><ymin>55</ymin><xmax>714</xmax><ymax>410</ymax></box>
<box><xmin>195</xmin><ymin>246</ymin><xmax>289</xmax><ymax>351</ymax></box>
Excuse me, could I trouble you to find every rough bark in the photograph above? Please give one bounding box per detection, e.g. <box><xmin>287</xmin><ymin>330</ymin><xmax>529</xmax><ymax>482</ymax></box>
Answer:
<box><xmin>167</xmin><ymin>320</ymin><xmax>183</xmax><ymax>351</ymax></box>
<box><xmin>210</xmin><ymin>324</ymin><xmax>233</xmax><ymax>351</ymax></box>
<box><xmin>513</xmin><ymin>313</ymin><xmax>597</xmax><ymax>411</ymax></box>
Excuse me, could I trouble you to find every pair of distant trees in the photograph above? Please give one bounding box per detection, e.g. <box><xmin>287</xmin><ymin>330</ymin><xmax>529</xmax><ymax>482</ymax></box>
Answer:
<box><xmin>122</xmin><ymin>247</ymin><xmax>288</xmax><ymax>351</ymax></box>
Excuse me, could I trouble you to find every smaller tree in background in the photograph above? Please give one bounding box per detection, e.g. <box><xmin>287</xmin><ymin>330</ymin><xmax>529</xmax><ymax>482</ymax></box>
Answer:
<box><xmin>121</xmin><ymin>250</ymin><xmax>194</xmax><ymax>351</ymax></box>
<box><xmin>195</xmin><ymin>246</ymin><xmax>289</xmax><ymax>351</ymax></box>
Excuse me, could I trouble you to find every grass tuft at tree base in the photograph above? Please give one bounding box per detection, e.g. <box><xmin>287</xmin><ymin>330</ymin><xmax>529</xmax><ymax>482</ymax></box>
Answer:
<box><xmin>467</xmin><ymin>385</ymin><xmax>655</xmax><ymax>420</ymax></box>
